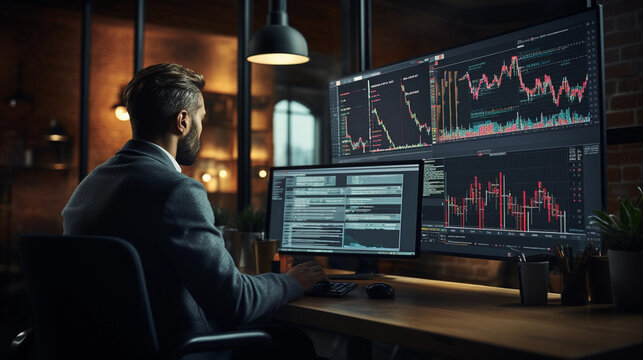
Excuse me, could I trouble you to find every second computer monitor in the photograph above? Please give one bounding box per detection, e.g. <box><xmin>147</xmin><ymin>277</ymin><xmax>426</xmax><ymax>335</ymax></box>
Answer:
<box><xmin>266</xmin><ymin>161</ymin><xmax>423</xmax><ymax>258</ymax></box>
<box><xmin>327</xmin><ymin>8</ymin><xmax>606</xmax><ymax>259</ymax></box>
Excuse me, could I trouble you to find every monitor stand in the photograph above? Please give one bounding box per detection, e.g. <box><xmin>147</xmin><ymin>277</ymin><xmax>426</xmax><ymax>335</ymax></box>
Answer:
<box><xmin>328</xmin><ymin>258</ymin><xmax>377</xmax><ymax>280</ymax></box>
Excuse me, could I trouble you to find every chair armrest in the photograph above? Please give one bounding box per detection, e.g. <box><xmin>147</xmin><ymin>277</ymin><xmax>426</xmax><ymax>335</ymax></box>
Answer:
<box><xmin>9</xmin><ymin>329</ymin><xmax>34</xmax><ymax>360</ymax></box>
<box><xmin>169</xmin><ymin>329</ymin><xmax>272</xmax><ymax>360</ymax></box>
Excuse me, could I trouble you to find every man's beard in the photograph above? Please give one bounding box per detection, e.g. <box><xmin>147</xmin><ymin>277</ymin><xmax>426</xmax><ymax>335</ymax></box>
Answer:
<box><xmin>176</xmin><ymin>122</ymin><xmax>200</xmax><ymax>166</ymax></box>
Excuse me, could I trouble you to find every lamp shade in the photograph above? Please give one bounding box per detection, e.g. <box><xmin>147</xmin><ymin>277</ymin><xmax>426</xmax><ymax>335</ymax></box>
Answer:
<box><xmin>247</xmin><ymin>0</ymin><xmax>309</xmax><ymax>65</ymax></box>
<box><xmin>248</xmin><ymin>25</ymin><xmax>309</xmax><ymax>65</ymax></box>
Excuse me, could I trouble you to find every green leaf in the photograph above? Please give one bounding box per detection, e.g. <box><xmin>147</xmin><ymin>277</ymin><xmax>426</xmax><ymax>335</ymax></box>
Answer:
<box><xmin>592</xmin><ymin>209</ymin><xmax>611</xmax><ymax>221</ymax></box>
<box><xmin>619</xmin><ymin>200</ymin><xmax>631</xmax><ymax>228</ymax></box>
<box><xmin>631</xmin><ymin>208</ymin><xmax>641</xmax><ymax>233</ymax></box>
<box><xmin>608</xmin><ymin>214</ymin><xmax>622</xmax><ymax>228</ymax></box>
<box><xmin>233</xmin><ymin>206</ymin><xmax>266</xmax><ymax>232</ymax></box>
<box><xmin>594</xmin><ymin>186</ymin><xmax>643</xmax><ymax>251</ymax></box>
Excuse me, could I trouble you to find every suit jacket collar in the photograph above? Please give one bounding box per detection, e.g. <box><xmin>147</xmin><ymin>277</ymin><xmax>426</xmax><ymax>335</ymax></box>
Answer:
<box><xmin>118</xmin><ymin>139</ymin><xmax>178</xmax><ymax>172</ymax></box>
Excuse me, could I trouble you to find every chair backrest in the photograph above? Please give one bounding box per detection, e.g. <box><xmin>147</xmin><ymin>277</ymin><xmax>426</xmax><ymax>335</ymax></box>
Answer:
<box><xmin>18</xmin><ymin>234</ymin><xmax>160</xmax><ymax>359</ymax></box>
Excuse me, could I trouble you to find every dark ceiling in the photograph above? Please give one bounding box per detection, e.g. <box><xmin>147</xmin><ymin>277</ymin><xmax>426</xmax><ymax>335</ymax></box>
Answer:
<box><xmin>4</xmin><ymin>0</ymin><xmax>589</xmax><ymax>92</ymax></box>
<box><xmin>13</xmin><ymin>0</ymin><xmax>588</xmax><ymax>60</ymax></box>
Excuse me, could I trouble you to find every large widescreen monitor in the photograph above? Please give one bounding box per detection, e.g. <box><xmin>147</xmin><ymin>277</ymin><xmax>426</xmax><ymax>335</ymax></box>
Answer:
<box><xmin>328</xmin><ymin>8</ymin><xmax>606</xmax><ymax>259</ymax></box>
<box><xmin>266</xmin><ymin>161</ymin><xmax>423</xmax><ymax>258</ymax></box>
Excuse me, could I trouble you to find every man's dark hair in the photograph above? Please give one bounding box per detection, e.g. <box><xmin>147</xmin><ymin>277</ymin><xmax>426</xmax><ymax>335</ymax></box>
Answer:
<box><xmin>123</xmin><ymin>63</ymin><xmax>205</xmax><ymax>140</ymax></box>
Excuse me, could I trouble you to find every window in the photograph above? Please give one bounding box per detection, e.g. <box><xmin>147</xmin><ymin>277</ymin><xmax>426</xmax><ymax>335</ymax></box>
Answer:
<box><xmin>273</xmin><ymin>100</ymin><xmax>319</xmax><ymax>166</ymax></box>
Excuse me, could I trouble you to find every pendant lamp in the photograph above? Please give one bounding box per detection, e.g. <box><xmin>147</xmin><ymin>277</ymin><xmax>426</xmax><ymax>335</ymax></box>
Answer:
<box><xmin>247</xmin><ymin>0</ymin><xmax>309</xmax><ymax>65</ymax></box>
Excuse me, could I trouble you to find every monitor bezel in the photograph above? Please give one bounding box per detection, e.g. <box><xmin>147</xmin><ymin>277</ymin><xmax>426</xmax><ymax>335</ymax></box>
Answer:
<box><xmin>326</xmin><ymin>6</ymin><xmax>607</xmax><ymax>261</ymax></box>
<box><xmin>265</xmin><ymin>160</ymin><xmax>424</xmax><ymax>259</ymax></box>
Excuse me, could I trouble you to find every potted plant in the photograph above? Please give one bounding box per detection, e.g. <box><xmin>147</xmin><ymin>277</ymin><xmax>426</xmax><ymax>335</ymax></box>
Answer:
<box><xmin>213</xmin><ymin>206</ymin><xmax>231</xmax><ymax>232</ymax></box>
<box><xmin>589</xmin><ymin>186</ymin><xmax>643</xmax><ymax>311</ymax></box>
<box><xmin>225</xmin><ymin>206</ymin><xmax>266</xmax><ymax>273</ymax></box>
<box><xmin>233</xmin><ymin>206</ymin><xmax>266</xmax><ymax>234</ymax></box>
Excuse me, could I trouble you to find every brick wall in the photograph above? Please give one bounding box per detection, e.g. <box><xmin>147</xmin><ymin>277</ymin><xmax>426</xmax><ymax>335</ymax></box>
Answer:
<box><xmin>0</xmin><ymin>3</ymin><xmax>273</xmax><ymax>261</ymax></box>
<box><xmin>602</xmin><ymin>0</ymin><xmax>643</xmax><ymax>210</ymax></box>
<box><xmin>1</xmin><ymin>5</ymin><xmax>83</xmax><ymax>244</ymax></box>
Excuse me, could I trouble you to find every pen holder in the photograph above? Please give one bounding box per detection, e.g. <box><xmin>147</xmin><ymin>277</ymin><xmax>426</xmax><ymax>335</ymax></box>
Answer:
<box><xmin>561</xmin><ymin>272</ymin><xmax>588</xmax><ymax>306</ymax></box>
<box><xmin>518</xmin><ymin>261</ymin><xmax>549</xmax><ymax>306</ymax></box>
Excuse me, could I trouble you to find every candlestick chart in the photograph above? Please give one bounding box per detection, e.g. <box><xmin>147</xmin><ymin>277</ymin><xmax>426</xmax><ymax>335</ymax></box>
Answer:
<box><xmin>431</xmin><ymin>24</ymin><xmax>592</xmax><ymax>143</ymax></box>
<box><xmin>443</xmin><ymin>147</ymin><xmax>585</xmax><ymax>234</ymax></box>
<box><xmin>339</xmin><ymin>66</ymin><xmax>431</xmax><ymax>157</ymax></box>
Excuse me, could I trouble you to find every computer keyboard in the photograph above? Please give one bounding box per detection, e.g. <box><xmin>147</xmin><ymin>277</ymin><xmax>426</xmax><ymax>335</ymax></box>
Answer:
<box><xmin>305</xmin><ymin>281</ymin><xmax>358</xmax><ymax>298</ymax></box>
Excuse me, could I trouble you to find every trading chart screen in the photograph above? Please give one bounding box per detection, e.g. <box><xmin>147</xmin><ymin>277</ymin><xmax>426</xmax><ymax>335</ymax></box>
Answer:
<box><xmin>328</xmin><ymin>8</ymin><xmax>605</xmax><ymax>259</ymax></box>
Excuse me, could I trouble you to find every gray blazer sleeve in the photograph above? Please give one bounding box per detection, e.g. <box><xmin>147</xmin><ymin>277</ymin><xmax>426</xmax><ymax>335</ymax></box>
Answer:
<box><xmin>160</xmin><ymin>177</ymin><xmax>303</xmax><ymax>325</ymax></box>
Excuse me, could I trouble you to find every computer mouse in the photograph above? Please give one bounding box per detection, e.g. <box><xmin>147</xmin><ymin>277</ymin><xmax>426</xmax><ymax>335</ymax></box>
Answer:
<box><xmin>365</xmin><ymin>282</ymin><xmax>395</xmax><ymax>299</ymax></box>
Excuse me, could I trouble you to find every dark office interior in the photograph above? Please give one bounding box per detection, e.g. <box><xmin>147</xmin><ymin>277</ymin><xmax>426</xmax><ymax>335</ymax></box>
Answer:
<box><xmin>1</xmin><ymin>0</ymin><xmax>642</xmax><ymax>359</ymax></box>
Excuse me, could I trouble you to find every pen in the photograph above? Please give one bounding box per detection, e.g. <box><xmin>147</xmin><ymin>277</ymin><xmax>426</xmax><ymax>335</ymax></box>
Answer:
<box><xmin>554</xmin><ymin>245</ymin><xmax>567</xmax><ymax>273</ymax></box>
<box><xmin>580</xmin><ymin>244</ymin><xmax>591</xmax><ymax>273</ymax></box>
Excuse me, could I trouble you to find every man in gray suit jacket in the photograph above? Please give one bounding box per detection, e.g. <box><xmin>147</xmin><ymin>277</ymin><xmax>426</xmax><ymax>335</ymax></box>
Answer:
<box><xmin>62</xmin><ymin>63</ymin><xmax>326</xmax><ymax>358</ymax></box>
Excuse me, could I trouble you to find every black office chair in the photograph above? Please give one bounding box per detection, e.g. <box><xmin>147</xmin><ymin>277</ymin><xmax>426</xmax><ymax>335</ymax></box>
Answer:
<box><xmin>9</xmin><ymin>233</ymin><xmax>272</xmax><ymax>360</ymax></box>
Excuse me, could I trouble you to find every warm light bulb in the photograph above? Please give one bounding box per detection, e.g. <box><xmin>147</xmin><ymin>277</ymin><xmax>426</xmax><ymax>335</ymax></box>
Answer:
<box><xmin>48</xmin><ymin>134</ymin><xmax>66</xmax><ymax>141</ymax></box>
<box><xmin>114</xmin><ymin>106</ymin><xmax>130</xmax><ymax>121</ymax></box>
<box><xmin>201</xmin><ymin>173</ymin><xmax>212</xmax><ymax>183</ymax></box>
<box><xmin>258</xmin><ymin>169</ymin><xmax>268</xmax><ymax>178</ymax></box>
<box><xmin>247</xmin><ymin>53</ymin><xmax>309</xmax><ymax>65</ymax></box>
<box><xmin>219</xmin><ymin>169</ymin><xmax>228</xmax><ymax>178</ymax></box>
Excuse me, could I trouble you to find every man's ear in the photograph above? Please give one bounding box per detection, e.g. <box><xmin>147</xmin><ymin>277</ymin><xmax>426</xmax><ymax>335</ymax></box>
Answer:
<box><xmin>174</xmin><ymin>110</ymin><xmax>190</xmax><ymax>135</ymax></box>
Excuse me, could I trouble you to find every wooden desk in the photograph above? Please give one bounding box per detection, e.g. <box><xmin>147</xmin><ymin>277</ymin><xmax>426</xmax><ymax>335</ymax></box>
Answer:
<box><xmin>270</xmin><ymin>275</ymin><xmax>643</xmax><ymax>359</ymax></box>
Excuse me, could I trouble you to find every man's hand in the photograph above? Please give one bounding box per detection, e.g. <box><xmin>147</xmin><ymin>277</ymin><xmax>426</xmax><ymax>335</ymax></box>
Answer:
<box><xmin>286</xmin><ymin>261</ymin><xmax>328</xmax><ymax>290</ymax></box>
